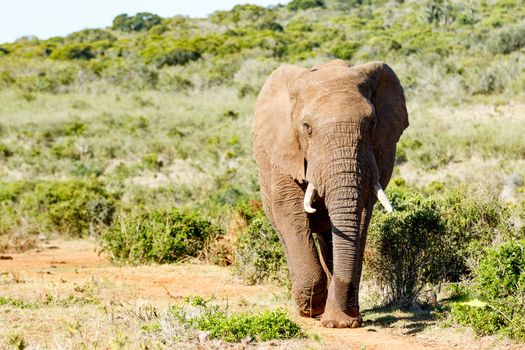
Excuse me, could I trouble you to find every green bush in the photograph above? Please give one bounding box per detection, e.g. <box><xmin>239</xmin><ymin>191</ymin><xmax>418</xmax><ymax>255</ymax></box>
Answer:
<box><xmin>366</xmin><ymin>184</ymin><xmax>516</xmax><ymax>307</ymax></box>
<box><xmin>211</xmin><ymin>4</ymin><xmax>271</xmax><ymax>25</ymax></box>
<box><xmin>141</xmin><ymin>153</ymin><xmax>161</xmax><ymax>170</ymax></box>
<box><xmin>475</xmin><ymin>240</ymin><xmax>525</xmax><ymax>300</ymax></box>
<box><xmin>234</xmin><ymin>209</ymin><xmax>288</xmax><ymax>285</ymax></box>
<box><xmin>367</xmin><ymin>189</ymin><xmax>450</xmax><ymax>307</ymax></box>
<box><xmin>233</xmin><ymin>197</ymin><xmax>263</xmax><ymax>223</ymax></box>
<box><xmin>154</xmin><ymin>48</ymin><xmax>201</xmax><ymax>67</ymax></box>
<box><xmin>0</xmin><ymin>71</ymin><xmax>15</xmax><ymax>87</ymax></box>
<box><xmin>288</xmin><ymin>0</ymin><xmax>325</xmax><ymax>11</ymax></box>
<box><xmin>332</xmin><ymin>41</ymin><xmax>360</xmax><ymax>60</ymax></box>
<box><xmin>0</xmin><ymin>180</ymin><xmax>116</xmax><ymax>238</ymax></box>
<box><xmin>49</xmin><ymin>43</ymin><xmax>96</xmax><ymax>60</ymax></box>
<box><xmin>32</xmin><ymin>180</ymin><xmax>116</xmax><ymax>236</ymax></box>
<box><xmin>440</xmin><ymin>188</ymin><xmax>512</xmax><ymax>280</ymax></box>
<box><xmin>451</xmin><ymin>240</ymin><xmax>525</xmax><ymax>340</ymax></box>
<box><xmin>486</xmin><ymin>21</ymin><xmax>525</xmax><ymax>54</ymax></box>
<box><xmin>66</xmin><ymin>28</ymin><xmax>116</xmax><ymax>43</ymax></box>
<box><xmin>0</xmin><ymin>181</ymin><xmax>35</xmax><ymax>202</ymax></box>
<box><xmin>170</xmin><ymin>297</ymin><xmax>302</xmax><ymax>342</ymax></box>
<box><xmin>102</xmin><ymin>208</ymin><xmax>223</xmax><ymax>264</ymax></box>
<box><xmin>0</xmin><ymin>143</ymin><xmax>13</xmax><ymax>158</ymax></box>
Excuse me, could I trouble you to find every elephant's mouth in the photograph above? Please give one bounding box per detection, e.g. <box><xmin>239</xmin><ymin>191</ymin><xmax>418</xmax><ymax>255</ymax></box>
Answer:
<box><xmin>303</xmin><ymin>181</ymin><xmax>392</xmax><ymax>214</ymax></box>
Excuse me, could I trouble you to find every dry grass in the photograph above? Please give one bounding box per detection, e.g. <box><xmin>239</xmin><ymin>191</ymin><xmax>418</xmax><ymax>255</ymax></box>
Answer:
<box><xmin>1</xmin><ymin>240</ymin><xmax>523</xmax><ymax>349</ymax></box>
<box><xmin>397</xmin><ymin>101</ymin><xmax>525</xmax><ymax>194</ymax></box>
<box><xmin>0</xmin><ymin>240</ymin><xmax>302</xmax><ymax>349</ymax></box>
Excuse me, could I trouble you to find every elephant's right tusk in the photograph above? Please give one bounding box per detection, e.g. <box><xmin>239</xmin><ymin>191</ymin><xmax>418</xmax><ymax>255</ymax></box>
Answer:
<box><xmin>304</xmin><ymin>182</ymin><xmax>317</xmax><ymax>214</ymax></box>
<box><xmin>374</xmin><ymin>182</ymin><xmax>393</xmax><ymax>213</ymax></box>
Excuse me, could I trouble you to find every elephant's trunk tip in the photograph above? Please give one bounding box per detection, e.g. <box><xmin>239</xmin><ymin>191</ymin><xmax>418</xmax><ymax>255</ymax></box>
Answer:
<box><xmin>374</xmin><ymin>182</ymin><xmax>393</xmax><ymax>213</ymax></box>
<box><xmin>304</xmin><ymin>182</ymin><xmax>317</xmax><ymax>213</ymax></box>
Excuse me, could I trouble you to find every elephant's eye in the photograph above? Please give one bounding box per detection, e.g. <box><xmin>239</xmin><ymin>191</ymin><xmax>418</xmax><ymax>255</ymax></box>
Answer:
<box><xmin>303</xmin><ymin>123</ymin><xmax>312</xmax><ymax>136</ymax></box>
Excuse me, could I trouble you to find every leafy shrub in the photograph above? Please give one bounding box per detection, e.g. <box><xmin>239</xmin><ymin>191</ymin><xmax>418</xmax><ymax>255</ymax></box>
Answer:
<box><xmin>66</xmin><ymin>28</ymin><xmax>116</xmax><ymax>43</ymax></box>
<box><xmin>366</xmin><ymin>183</ymin><xmax>516</xmax><ymax>307</ymax></box>
<box><xmin>211</xmin><ymin>4</ymin><xmax>271</xmax><ymax>24</ymax></box>
<box><xmin>170</xmin><ymin>297</ymin><xmax>302</xmax><ymax>342</ymax></box>
<box><xmin>50</xmin><ymin>139</ymin><xmax>81</xmax><ymax>160</ymax></box>
<box><xmin>366</xmin><ymin>189</ymin><xmax>450</xmax><ymax>307</ymax></box>
<box><xmin>0</xmin><ymin>180</ymin><xmax>116</xmax><ymax>238</ymax></box>
<box><xmin>141</xmin><ymin>153</ymin><xmax>161</xmax><ymax>170</ymax></box>
<box><xmin>102</xmin><ymin>208</ymin><xmax>223</xmax><ymax>264</ymax></box>
<box><xmin>154</xmin><ymin>49</ymin><xmax>201</xmax><ymax>67</ymax></box>
<box><xmin>49</xmin><ymin>43</ymin><xmax>95</xmax><ymax>60</ymax></box>
<box><xmin>233</xmin><ymin>197</ymin><xmax>263</xmax><ymax>223</ymax></box>
<box><xmin>451</xmin><ymin>240</ymin><xmax>525</xmax><ymax>340</ymax></box>
<box><xmin>258</xmin><ymin>21</ymin><xmax>284</xmax><ymax>32</ymax></box>
<box><xmin>288</xmin><ymin>0</ymin><xmax>325</xmax><ymax>11</ymax></box>
<box><xmin>0</xmin><ymin>181</ymin><xmax>35</xmax><ymax>202</ymax></box>
<box><xmin>31</xmin><ymin>180</ymin><xmax>116</xmax><ymax>236</ymax></box>
<box><xmin>475</xmin><ymin>240</ymin><xmax>525</xmax><ymax>300</ymax></box>
<box><xmin>0</xmin><ymin>143</ymin><xmax>13</xmax><ymax>158</ymax></box>
<box><xmin>332</xmin><ymin>41</ymin><xmax>360</xmax><ymax>60</ymax></box>
<box><xmin>440</xmin><ymin>188</ymin><xmax>512</xmax><ymax>279</ymax></box>
<box><xmin>486</xmin><ymin>21</ymin><xmax>525</xmax><ymax>54</ymax></box>
<box><xmin>112</xmin><ymin>13</ymin><xmax>162</xmax><ymax>32</ymax></box>
<box><xmin>0</xmin><ymin>71</ymin><xmax>15</xmax><ymax>87</ymax></box>
<box><xmin>234</xmin><ymin>208</ymin><xmax>288</xmax><ymax>285</ymax></box>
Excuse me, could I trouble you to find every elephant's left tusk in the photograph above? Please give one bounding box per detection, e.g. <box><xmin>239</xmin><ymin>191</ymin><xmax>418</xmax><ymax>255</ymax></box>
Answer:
<box><xmin>374</xmin><ymin>182</ymin><xmax>393</xmax><ymax>213</ymax></box>
<box><xmin>304</xmin><ymin>182</ymin><xmax>317</xmax><ymax>214</ymax></box>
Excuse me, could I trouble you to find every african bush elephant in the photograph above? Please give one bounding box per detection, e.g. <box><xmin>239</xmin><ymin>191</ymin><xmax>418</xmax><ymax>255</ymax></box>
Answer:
<box><xmin>252</xmin><ymin>59</ymin><xmax>408</xmax><ymax>328</ymax></box>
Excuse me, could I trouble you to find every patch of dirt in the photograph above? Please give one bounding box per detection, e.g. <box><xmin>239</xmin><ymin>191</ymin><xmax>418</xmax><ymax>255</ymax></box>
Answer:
<box><xmin>1</xmin><ymin>240</ymin><xmax>105</xmax><ymax>270</ymax></box>
<box><xmin>1</xmin><ymin>240</ymin><xmax>523</xmax><ymax>350</ymax></box>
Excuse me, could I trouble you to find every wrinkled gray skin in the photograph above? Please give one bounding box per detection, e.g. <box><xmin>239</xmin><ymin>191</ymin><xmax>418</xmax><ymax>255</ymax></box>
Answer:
<box><xmin>252</xmin><ymin>60</ymin><xmax>408</xmax><ymax>328</ymax></box>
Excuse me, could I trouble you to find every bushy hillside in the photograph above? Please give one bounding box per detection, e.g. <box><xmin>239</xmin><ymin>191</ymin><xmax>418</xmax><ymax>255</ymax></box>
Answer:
<box><xmin>1</xmin><ymin>0</ymin><xmax>524</xmax><ymax>100</ymax></box>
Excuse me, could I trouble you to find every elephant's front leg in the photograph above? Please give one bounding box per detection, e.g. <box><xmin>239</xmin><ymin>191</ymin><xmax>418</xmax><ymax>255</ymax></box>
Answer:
<box><xmin>271</xmin><ymin>171</ymin><xmax>327</xmax><ymax>317</ymax></box>
<box><xmin>321</xmin><ymin>204</ymin><xmax>373</xmax><ymax>328</ymax></box>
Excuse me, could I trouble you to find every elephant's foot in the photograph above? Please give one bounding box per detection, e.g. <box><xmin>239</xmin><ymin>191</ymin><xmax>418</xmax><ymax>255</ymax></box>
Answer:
<box><xmin>320</xmin><ymin>308</ymin><xmax>362</xmax><ymax>328</ymax></box>
<box><xmin>298</xmin><ymin>303</ymin><xmax>325</xmax><ymax>318</ymax></box>
<box><xmin>295</xmin><ymin>285</ymin><xmax>328</xmax><ymax>318</ymax></box>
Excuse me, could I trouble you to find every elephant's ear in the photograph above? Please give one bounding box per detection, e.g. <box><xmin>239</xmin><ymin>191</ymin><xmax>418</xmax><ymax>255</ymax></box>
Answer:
<box><xmin>355</xmin><ymin>62</ymin><xmax>409</xmax><ymax>182</ymax></box>
<box><xmin>253</xmin><ymin>64</ymin><xmax>308</xmax><ymax>182</ymax></box>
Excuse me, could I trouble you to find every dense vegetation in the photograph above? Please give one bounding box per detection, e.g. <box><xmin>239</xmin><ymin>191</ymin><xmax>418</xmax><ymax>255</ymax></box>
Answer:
<box><xmin>1</xmin><ymin>0</ymin><xmax>524</xmax><ymax>344</ymax></box>
<box><xmin>170</xmin><ymin>296</ymin><xmax>303</xmax><ymax>343</ymax></box>
<box><xmin>451</xmin><ymin>240</ymin><xmax>525</xmax><ymax>339</ymax></box>
<box><xmin>102</xmin><ymin>208</ymin><xmax>223</xmax><ymax>264</ymax></box>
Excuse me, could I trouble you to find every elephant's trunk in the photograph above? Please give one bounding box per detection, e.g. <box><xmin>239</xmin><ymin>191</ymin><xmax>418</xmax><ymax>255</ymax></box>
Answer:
<box><xmin>324</xmin><ymin>168</ymin><xmax>364</xmax><ymax>313</ymax></box>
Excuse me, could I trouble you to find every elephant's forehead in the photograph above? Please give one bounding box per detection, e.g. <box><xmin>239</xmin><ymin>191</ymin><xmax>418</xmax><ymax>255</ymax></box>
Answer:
<box><xmin>309</xmin><ymin>98</ymin><xmax>374</xmax><ymax>122</ymax></box>
<box><xmin>294</xmin><ymin>67</ymin><xmax>373</xmax><ymax>119</ymax></box>
<box><xmin>299</xmin><ymin>67</ymin><xmax>364</xmax><ymax>92</ymax></box>
<box><xmin>301</xmin><ymin>91</ymin><xmax>374</xmax><ymax>121</ymax></box>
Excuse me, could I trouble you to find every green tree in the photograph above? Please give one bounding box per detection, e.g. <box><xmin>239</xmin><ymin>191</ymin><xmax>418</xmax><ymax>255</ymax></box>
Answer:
<box><xmin>112</xmin><ymin>12</ymin><xmax>162</xmax><ymax>32</ymax></box>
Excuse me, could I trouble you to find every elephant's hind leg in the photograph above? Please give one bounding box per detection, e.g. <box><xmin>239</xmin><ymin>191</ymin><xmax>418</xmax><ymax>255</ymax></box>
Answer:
<box><xmin>271</xmin><ymin>170</ymin><xmax>327</xmax><ymax>317</ymax></box>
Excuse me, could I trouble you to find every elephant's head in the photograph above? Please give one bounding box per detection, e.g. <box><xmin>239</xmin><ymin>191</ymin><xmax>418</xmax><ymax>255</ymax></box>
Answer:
<box><xmin>253</xmin><ymin>59</ymin><xmax>408</xmax><ymax>316</ymax></box>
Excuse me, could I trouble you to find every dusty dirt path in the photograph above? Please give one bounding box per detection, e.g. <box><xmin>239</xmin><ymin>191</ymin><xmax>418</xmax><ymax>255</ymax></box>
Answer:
<box><xmin>1</xmin><ymin>240</ymin><xmax>522</xmax><ymax>350</ymax></box>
